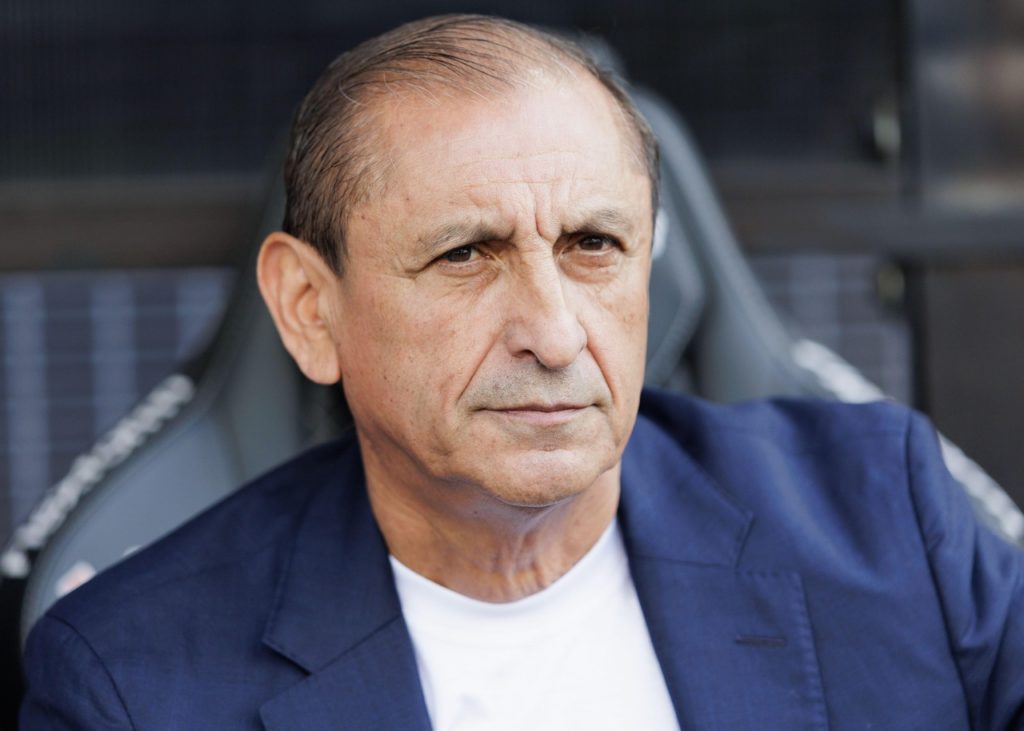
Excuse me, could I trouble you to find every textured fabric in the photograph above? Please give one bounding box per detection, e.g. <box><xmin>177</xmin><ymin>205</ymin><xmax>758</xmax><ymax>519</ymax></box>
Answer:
<box><xmin>20</xmin><ymin>389</ymin><xmax>1024</xmax><ymax>730</ymax></box>
<box><xmin>391</xmin><ymin>519</ymin><xmax>679</xmax><ymax>730</ymax></box>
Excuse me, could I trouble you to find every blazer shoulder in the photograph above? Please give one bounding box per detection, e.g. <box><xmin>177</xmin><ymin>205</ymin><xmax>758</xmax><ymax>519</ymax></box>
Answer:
<box><xmin>635</xmin><ymin>388</ymin><xmax>925</xmax><ymax>546</ymax></box>
<box><xmin>639</xmin><ymin>387</ymin><xmax>912</xmax><ymax>455</ymax></box>
<box><xmin>42</xmin><ymin>436</ymin><xmax>358</xmax><ymax>636</ymax></box>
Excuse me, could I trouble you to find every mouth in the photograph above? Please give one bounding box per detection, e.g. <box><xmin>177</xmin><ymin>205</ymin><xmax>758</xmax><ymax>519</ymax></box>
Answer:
<box><xmin>486</xmin><ymin>403</ymin><xmax>591</xmax><ymax>426</ymax></box>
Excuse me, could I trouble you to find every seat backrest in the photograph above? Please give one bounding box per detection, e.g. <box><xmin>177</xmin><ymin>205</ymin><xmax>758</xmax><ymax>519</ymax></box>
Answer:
<box><xmin>635</xmin><ymin>90</ymin><xmax>831</xmax><ymax>401</ymax></box>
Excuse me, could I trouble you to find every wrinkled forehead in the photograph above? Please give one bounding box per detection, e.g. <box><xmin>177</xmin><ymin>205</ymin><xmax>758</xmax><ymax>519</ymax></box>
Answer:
<box><xmin>367</xmin><ymin>75</ymin><xmax>647</xmax><ymax>203</ymax></box>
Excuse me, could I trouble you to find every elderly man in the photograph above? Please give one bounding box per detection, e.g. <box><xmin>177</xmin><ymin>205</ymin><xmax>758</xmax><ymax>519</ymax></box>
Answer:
<box><xmin>20</xmin><ymin>14</ymin><xmax>1024</xmax><ymax>731</ymax></box>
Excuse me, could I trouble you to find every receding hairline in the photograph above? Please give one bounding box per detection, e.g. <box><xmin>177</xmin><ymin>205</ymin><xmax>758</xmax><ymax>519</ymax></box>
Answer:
<box><xmin>282</xmin><ymin>14</ymin><xmax>660</xmax><ymax>273</ymax></box>
<box><xmin>339</xmin><ymin>23</ymin><xmax>649</xmax><ymax>193</ymax></box>
<box><xmin>353</xmin><ymin>67</ymin><xmax>653</xmax><ymax>201</ymax></box>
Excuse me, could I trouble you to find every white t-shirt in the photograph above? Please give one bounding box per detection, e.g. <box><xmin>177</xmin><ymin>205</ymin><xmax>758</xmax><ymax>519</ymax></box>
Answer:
<box><xmin>389</xmin><ymin>519</ymin><xmax>680</xmax><ymax>731</ymax></box>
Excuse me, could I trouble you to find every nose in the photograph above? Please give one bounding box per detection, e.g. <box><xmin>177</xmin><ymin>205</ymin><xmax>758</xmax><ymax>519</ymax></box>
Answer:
<box><xmin>502</xmin><ymin>255</ymin><xmax>587</xmax><ymax>370</ymax></box>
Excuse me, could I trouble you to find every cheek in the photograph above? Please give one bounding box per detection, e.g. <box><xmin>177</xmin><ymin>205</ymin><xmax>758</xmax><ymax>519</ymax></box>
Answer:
<box><xmin>339</xmin><ymin>278</ymin><xmax>491</xmax><ymax>419</ymax></box>
<box><xmin>577</xmin><ymin>268</ymin><xmax>649</xmax><ymax>416</ymax></box>
<box><xmin>592</xmin><ymin>269</ymin><xmax>649</xmax><ymax>359</ymax></box>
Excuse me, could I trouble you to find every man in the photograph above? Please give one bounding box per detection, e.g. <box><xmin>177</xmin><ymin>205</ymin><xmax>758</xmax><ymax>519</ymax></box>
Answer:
<box><xmin>20</xmin><ymin>14</ymin><xmax>1024</xmax><ymax>730</ymax></box>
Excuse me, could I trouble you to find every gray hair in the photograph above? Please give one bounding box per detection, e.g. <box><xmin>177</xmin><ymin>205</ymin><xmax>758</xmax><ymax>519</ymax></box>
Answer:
<box><xmin>282</xmin><ymin>14</ymin><xmax>660</xmax><ymax>273</ymax></box>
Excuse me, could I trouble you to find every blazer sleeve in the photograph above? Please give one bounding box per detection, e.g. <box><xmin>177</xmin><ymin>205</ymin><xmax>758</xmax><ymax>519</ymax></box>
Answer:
<box><xmin>906</xmin><ymin>412</ymin><xmax>1024</xmax><ymax>730</ymax></box>
<box><xmin>20</xmin><ymin>614</ymin><xmax>135</xmax><ymax>731</ymax></box>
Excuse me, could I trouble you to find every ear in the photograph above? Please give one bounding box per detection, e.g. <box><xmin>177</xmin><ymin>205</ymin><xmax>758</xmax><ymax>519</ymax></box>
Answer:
<box><xmin>256</xmin><ymin>232</ymin><xmax>342</xmax><ymax>385</ymax></box>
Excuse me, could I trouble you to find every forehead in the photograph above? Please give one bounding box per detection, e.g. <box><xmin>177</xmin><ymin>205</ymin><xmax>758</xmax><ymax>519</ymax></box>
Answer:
<box><xmin>367</xmin><ymin>75</ymin><xmax>648</xmax><ymax>219</ymax></box>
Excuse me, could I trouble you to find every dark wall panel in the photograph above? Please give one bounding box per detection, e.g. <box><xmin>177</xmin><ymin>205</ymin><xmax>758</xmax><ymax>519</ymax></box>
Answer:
<box><xmin>0</xmin><ymin>0</ymin><xmax>899</xmax><ymax>178</ymax></box>
<box><xmin>918</xmin><ymin>263</ymin><xmax>1024</xmax><ymax>505</ymax></box>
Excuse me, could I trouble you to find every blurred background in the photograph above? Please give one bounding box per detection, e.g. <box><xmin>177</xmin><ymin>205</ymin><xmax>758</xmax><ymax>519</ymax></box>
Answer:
<box><xmin>0</xmin><ymin>0</ymin><xmax>1022</xmax><ymax>557</ymax></box>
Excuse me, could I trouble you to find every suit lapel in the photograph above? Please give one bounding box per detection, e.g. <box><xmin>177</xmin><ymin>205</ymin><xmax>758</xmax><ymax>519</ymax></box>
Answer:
<box><xmin>621</xmin><ymin>415</ymin><xmax>828</xmax><ymax>731</ymax></box>
<box><xmin>259</xmin><ymin>617</ymin><xmax>430</xmax><ymax>731</ymax></box>
<box><xmin>258</xmin><ymin>441</ymin><xmax>431</xmax><ymax>731</ymax></box>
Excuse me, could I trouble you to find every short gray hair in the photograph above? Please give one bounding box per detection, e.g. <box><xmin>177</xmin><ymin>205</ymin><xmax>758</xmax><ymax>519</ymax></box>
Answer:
<box><xmin>282</xmin><ymin>14</ymin><xmax>660</xmax><ymax>273</ymax></box>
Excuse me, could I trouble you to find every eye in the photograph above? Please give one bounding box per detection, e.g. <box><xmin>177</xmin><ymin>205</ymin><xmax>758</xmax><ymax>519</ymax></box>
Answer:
<box><xmin>441</xmin><ymin>245</ymin><xmax>478</xmax><ymax>264</ymax></box>
<box><xmin>576</xmin><ymin>234</ymin><xmax>616</xmax><ymax>252</ymax></box>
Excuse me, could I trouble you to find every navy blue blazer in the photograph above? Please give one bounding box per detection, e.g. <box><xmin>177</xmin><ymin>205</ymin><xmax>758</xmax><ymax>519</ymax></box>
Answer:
<box><xmin>20</xmin><ymin>391</ymin><xmax>1024</xmax><ymax>729</ymax></box>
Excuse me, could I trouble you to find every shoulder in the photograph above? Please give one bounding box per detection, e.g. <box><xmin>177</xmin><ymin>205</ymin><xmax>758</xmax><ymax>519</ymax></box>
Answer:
<box><xmin>636</xmin><ymin>388</ymin><xmax>921</xmax><ymax>501</ymax></box>
<box><xmin>638</xmin><ymin>386</ymin><xmax>912</xmax><ymax>455</ymax></box>
<box><xmin>634</xmin><ymin>388</ymin><xmax>930</xmax><ymax>560</ymax></box>
<box><xmin>21</xmin><ymin>435</ymin><xmax>364</xmax><ymax>726</ymax></box>
<box><xmin>634</xmin><ymin>390</ymin><xmax>1000</xmax><ymax>594</ymax></box>
<box><xmin>38</xmin><ymin>435</ymin><xmax>358</xmax><ymax>643</ymax></box>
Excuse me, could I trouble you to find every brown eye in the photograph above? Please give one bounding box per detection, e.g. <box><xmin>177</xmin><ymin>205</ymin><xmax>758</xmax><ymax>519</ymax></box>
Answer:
<box><xmin>578</xmin><ymin>235</ymin><xmax>612</xmax><ymax>252</ymax></box>
<box><xmin>443</xmin><ymin>246</ymin><xmax>476</xmax><ymax>263</ymax></box>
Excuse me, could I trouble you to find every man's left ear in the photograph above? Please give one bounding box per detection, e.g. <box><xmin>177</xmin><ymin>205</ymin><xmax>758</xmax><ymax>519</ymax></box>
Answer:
<box><xmin>256</xmin><ymin>231</ymin><xmax>343</xmax><ymax>385</ymax></box>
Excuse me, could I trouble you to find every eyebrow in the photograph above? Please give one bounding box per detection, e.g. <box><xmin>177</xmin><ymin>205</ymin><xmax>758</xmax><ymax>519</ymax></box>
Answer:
<box><xmin>416</xmin><ymin>206</ymin><xmax>640</xmax><ymax>255</ymax></box>
<box><xmin>418</xmin><ymin>220</ymin><xmax>513</xmax><ymax>256</ymax></box>
<box><xmin>564</xmin><ymin>206</ymin><xmax>637</xmax><ymax>237</ymax></box>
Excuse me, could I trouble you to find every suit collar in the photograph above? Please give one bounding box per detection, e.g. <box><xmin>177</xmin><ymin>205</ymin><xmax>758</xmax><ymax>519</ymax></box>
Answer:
<box><xmin>262</xmin><ymin>401</ymin><xmax>755</xmax><ymax>673</ymax></box>
<box><xmin>260</xmin><ymin>438</ymin><xmax>431</xmax><ymax>730</ymax></box>
<box><xmin>260</xmin><ymin>403</ymin><xmax>758</xmax><ymax>675</ymax></box>
<box><xmin>262</xmin><ymin>439</ymin><xmax>400</xmax><ymax>672</ymax></box>
<box><xmin>256</xmin><ymin>410</ymin><xmax>755</xmax><ymax>670</ymax></box>
<box><xmin>620</xmin><ymin>412</ymin><xmax>753</xmax><ymax>567</ymax></box>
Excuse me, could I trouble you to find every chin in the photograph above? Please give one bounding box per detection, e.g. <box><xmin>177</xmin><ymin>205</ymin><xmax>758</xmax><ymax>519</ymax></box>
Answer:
<box><xmin>472</xmin><ymin>449</ymin><xmax>612</xmax><ymax>509</ymax></box>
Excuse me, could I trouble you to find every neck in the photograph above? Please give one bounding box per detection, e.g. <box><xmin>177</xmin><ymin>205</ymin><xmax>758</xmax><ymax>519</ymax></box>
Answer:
<box><xmin>363</xmin><ymin>453</ymin><xmax>621</xmax><ymax>603</ymax></box>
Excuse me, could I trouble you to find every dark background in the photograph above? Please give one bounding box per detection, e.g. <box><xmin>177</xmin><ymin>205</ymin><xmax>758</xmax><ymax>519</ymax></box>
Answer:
<box><xmin>1</xmin><ymin>0</ymin><xmax>1022</xmax><ymax>538</ymax></box>
<box><xmin>1</xmin><ymin>1</ymin><xmax>903</xmax><ymax>179</ymax></box>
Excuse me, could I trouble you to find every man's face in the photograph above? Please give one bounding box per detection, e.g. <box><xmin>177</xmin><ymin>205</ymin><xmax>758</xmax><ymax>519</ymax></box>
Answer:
<box><xmin>329</xmin><ymin>73</ymin><xmax>653</xmax><ymax>509</ymax></box>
